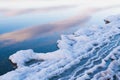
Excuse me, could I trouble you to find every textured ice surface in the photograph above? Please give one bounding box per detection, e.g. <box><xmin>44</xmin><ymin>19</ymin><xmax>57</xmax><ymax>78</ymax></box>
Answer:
<box><xmin>1</xmin><ymin>15</ymin><xmax>120</xmax><ymax>80</ymax></box>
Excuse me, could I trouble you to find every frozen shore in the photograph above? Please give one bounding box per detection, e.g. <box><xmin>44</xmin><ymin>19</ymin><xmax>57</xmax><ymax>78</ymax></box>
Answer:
<box><xmin>0</xmin><ymin>15</ymin><xmax>120</xmax><ymax>80</ymax></box>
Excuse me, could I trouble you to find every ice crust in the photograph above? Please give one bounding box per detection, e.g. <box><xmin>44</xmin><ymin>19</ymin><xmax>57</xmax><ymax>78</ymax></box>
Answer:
<box><xmin>0</xmin><ymin>15</ymin><xmax>120</xmax><ymax>80</ymax></box>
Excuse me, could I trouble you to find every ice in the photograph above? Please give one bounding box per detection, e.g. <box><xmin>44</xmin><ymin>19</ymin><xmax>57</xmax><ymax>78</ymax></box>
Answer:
<box><xmin>1</xmin><ymin>15</ymin><xmax>120</xmax><ymax>80</ymax></box>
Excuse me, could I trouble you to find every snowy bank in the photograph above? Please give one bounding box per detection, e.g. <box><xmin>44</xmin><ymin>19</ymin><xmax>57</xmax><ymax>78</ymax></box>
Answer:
<box><xmin>1</xmin><ymin>15</ymin><xmax>120</xmax><ymax>80</ymax></box>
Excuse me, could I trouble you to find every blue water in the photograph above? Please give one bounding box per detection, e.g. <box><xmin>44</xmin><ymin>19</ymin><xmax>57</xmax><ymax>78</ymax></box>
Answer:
<box><xmin>0</xmin><ymin>7</ymin><xmax>120</xmax><ymax>75</ymax></box>
<box><xmin>0</xmin><ymin>8</ymin><xmax>77</xmax><ymax>34</ymax></box>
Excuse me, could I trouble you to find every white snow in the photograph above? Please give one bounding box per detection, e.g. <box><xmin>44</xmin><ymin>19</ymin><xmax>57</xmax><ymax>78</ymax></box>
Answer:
<box><xmin>1</xmin><ymin>15</ymin><xmax>120</xmax><ymax>80</ymax></box>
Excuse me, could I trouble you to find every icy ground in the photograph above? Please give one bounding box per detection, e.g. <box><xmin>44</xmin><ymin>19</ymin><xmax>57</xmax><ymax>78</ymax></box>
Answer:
<box><xmin>0</xmin><ymin>15</ymin><xmax>120</xmax><ymax>80</ymax></box>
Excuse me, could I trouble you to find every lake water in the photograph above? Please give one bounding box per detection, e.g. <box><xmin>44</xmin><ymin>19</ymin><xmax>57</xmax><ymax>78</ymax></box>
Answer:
<box><xmin>0</xmin><ymin>7</ymin><xmax>120</xmax><ymax>75</ymax></box>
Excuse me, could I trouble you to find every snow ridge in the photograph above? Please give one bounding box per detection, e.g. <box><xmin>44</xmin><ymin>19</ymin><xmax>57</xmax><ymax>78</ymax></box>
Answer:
<box><xmin>0</xmin><ymin>15</ymin><xmax>120</xmax><ymax>80</ymax></box>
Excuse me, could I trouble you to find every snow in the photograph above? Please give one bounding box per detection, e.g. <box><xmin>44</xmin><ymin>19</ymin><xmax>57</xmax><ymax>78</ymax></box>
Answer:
<box><xmin>1</xmin><ymin>15</ymin><xmax>120</xmax><ymax>80</ymax></box>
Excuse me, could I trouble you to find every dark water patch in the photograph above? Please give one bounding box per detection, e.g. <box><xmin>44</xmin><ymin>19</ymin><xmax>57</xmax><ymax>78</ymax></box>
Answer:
<box><xmin>0</xmin><ymin>35</ymin><xmax>59</xmax><ymax>75</ymax></box>
<box><xmin>25</xmin><ymin>59</ymin><xmax>44</xmax><ymax>67</ymax></box>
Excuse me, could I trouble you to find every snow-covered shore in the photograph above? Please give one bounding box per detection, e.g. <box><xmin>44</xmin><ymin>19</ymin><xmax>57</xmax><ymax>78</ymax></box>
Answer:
<box><xmin>0</xmin><ymin>15</ymin><xmax>120</xmax><ymax>80</ymax></box>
